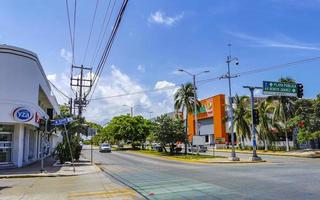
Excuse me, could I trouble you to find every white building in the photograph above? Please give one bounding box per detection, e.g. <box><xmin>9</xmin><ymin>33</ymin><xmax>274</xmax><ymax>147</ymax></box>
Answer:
<box><xmin>0</xmin><ymin>45</ymin><xmax>61</xmax><ymax>168</ymax></box>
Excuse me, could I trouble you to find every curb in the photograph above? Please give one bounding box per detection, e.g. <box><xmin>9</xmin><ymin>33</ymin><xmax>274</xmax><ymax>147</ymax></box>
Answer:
<box><xmin>0</xmin><ymin>173</ymin><xmax>78</xmax><ymax>179</ymax></box>
<box><xmin>211</xmin><ymin>150</ymin><xmax>320</xmax><ymax>158</ymax></box>
<box><xmin>126</xmin><ymin>151</ymin><xmax>267</xmax><ymax>164</ymax></box>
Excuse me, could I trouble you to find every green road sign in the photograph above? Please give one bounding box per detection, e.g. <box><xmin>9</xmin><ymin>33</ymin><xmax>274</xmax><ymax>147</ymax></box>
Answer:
<box><xmin>263</xmin><ymin>81</ymin><xmax>297</xmax><ymax>97</ymax></box>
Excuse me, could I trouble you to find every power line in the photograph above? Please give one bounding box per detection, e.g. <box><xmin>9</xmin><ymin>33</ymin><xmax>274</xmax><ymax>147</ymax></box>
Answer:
<box><xmin>90</xmin><ymin>85</ymin><xmax>178</xmax><ymax>101</ymax></box>
<box><xmin>82</xmin><ymin>0</ymin><xmax>99</xmax><ymax>65</ymax></box>
<box><xmin>89</xmin><ymin>0</ymin><xmax>115</xmax><ymax>68</ymax></box>
<box><xmin>197</xmin><ymin>56</ymin><xmax>320</xmax><ymax>85</ymax></box>
<box><xmin>65</xmin><ymin>0</ymin><xmax>74</xmax><ymax>60</ymax></box>
<box><xmin>72</xmin><ymin>0</ymin><xmax>77</xmax><ymax>65</ymax></box>
<box><xmin>89</xmin><ymin>56</ymin><xmax>320</xmax><ymax>100</ymax></box>
<box><xmin>48</xmin><ymin>80</ymin><xmax>70</xmax><ymax>100</ymax></box>
<box><xmin>87</xmin><ymin>0</ymin><xmax>129</xmax><ymax>102</ymax></box>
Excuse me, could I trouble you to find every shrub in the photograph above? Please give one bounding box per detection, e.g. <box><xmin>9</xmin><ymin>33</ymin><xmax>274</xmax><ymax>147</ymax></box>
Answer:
<box><xmin>55</xmin><ymin>134</ymin><xmax>82</xmax><ymax>163</ymax></box>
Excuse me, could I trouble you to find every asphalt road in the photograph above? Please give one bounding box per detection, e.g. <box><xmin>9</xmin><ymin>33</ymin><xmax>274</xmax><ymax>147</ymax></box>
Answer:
<box><xmin>82</xmin><ymin>148</ymin><xmax>320</xmax><ymax>200</ymax></box>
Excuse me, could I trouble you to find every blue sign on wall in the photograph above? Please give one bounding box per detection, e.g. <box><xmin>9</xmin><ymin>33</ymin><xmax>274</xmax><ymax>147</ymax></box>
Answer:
<box><xmin>13</xmin><ymin>107</ymin><xmax>34</xmax><ymax>122</ymax></box>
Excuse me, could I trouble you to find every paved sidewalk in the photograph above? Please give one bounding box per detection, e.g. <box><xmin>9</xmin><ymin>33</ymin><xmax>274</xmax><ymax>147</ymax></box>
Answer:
<box><xmin>0</xmin><ymin>156</ymin><xmax>98</xmax><ymax>178</ymax></box>
<box><xmin>0</xmin><ymin>170</ymin><xmax>144</xmax><ymax>200</ymax></box>
<box><xmin>0</xmin><ymin>154</ymin><xmax>144</xmax><ymax>200</ymax></box>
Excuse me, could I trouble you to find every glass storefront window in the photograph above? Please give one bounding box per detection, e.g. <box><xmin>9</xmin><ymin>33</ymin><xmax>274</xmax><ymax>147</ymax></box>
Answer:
<box><xmin>0</xmin><ymin>124</ymin><xmax>13</xmax><ymax>164</ymax></box>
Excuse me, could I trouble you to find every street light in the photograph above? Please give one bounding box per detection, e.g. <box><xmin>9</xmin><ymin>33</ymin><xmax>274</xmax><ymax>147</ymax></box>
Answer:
<box><xmin>122</xmin><ymin>104</ymin><xmax>141</xmax><ymax>117</ymax></box>
<box><xmin>178</xmin><ymin>68</ymin><xmax>210</xmax><ymax>137</ymax></box>
<box><xmin>148</xmin><ymin>111</ymin><xmax>153</xmax><ymax>119</ymax></box>
<box><xmin>219</xmin><ymin>43</ymin><xmax>240</xmax><ymax>161</ymax></box>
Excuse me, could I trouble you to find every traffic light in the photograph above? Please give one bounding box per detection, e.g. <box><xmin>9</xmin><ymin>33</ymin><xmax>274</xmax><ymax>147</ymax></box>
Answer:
<box><xmin>253</xmin><ymin>109</ymin><xmax>259</xmax><ymax>125</ymax></box>
<box><xmin>46</xmin><ymin>120</ymin><xmax>53</xmax><ymax>132</ymax></box>
<box><xmin>297</xmin><ymin>83</ymin><xmax>304</xmax><ymax>98</ymax></box>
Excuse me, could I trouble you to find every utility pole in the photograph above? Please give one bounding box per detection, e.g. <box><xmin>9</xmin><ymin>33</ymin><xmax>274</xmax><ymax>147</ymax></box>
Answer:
<box><xmin>243</xmin><ymin>86</ymin><xmax>262</xmax><ymax>161</ymax></box>
<box><xmin>192</xmin><ymin>74</ymin><xmax>199</xmax><ymax>136</ymax></box>
<box><xmin>220</xmin><ymin>44</ymin><xmax>240</xmax><ymax>161</ymax></box>
<box><xmin>70</xmin><ymin>65</ymin><xmax>93</xmax><ymax>119</ymax></box>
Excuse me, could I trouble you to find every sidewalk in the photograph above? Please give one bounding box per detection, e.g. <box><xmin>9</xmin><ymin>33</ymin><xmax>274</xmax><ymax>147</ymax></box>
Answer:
<box><xmin>0</xmin><ymin>156</ymin><xmax>98</xmax><ymax>178</ymax></box>
<box><xmin>0</xmin><ymin>154</ymin><xmax>144</xmax><ymax>200</ymax></box>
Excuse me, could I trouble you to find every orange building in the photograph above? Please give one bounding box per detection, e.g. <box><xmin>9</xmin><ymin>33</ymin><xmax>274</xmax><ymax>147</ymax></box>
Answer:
<box><xmin>187</xmin><ymin>94</ymin><xmax>227</xmax><ymax>145</ymax></box>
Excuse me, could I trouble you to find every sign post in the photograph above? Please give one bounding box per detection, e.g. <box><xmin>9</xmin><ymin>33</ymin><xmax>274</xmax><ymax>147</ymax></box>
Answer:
<box><xmin>52</xmin><ymin>117</ymin><xmax>75</xmax><ymax>173</ymax></box>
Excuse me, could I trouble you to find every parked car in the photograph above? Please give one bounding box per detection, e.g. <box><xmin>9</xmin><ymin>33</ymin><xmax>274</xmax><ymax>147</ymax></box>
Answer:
<box><xmin>188</xmin><ymin>145</ymin><xmax>207</xmax><ymax>153</ymax></box>
<box><xmin>151</xmin><ymin>143</ymin><xmax>163</xmax><ymax>152</ymax></box>
<box><xmin>99</xmin><ymin>143</ymin><xmax>112</xmax><ymax>153</ymax></box>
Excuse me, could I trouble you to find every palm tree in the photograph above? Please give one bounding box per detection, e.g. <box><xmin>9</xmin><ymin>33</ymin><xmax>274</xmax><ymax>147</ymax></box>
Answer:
<box><xmin>233</xmin><ymin>95</ymin><xmax>251</xmax><ymax>149</ymax></box>
<box><xmin>269</xmin><ymin>77</ymin><xmax>296</xmax><ymax>151</ymax></box>
<box><xmin>174</xmin><ymin>83</ymin><xmax>197</xmax><ymax>154</ymax></box>
<box><xmin>256</xmin><ymin>101</ymin><xmax>274</xmax><ymax>150</ymax></box>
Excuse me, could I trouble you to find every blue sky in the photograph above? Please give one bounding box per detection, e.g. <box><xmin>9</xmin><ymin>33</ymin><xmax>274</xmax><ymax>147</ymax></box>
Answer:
<box><xmin>1</xmin><ymin>0</ymin><xmax>320</xmax><ymax>122</ymax></box>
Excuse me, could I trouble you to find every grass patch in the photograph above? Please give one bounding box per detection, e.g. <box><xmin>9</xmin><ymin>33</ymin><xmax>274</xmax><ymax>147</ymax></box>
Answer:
<box><xmin>130</xmin><ymin>149</ymin><xmax>225</xmax><ymax>160</ymax></box>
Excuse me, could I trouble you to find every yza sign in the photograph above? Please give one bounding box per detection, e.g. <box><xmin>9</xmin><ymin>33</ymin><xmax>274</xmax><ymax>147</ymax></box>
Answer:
<box><xmin>13</xmin><ymin>107</ymin><xmax>34</xmax><ymax>122</ymax></box>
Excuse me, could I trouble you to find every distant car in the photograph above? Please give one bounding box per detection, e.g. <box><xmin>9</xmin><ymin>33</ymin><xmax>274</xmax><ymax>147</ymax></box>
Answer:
<box><xmin>151</xmin><ymin>143</ymin><xmax>163</xmax><ymax>152</ymax></box>
<box><xmin>99</xmin><ymin>143</ymin><xmax>112</xmax><ymax>153</ymax></box>
<box><xmin>188</xmin><ymin>145</ymin><xmax>207</xmax><ymax>153</ymax></box>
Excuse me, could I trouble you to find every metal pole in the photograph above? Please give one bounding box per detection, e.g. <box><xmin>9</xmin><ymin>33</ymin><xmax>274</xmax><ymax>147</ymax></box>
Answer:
<box><xmin>40</xmin><ymin>132</ymin><xmax>44</xmax><ymax>172</ymax></box>
<box><xmin>91</xmin><ymin>137</ymin><xmax>93</xmax><ymax>165</ymax></box>
<box><xmin>130</xmin><ymin>107</ymin><xmax>133</xmax><ymax>117</ymax></box>
<box><xmin>193</xmin><ymin>75</ymin><xmax>198</xmax><ymax>136</ymax></box>
<box><xmin>244</xmin><ymin>86</ymin><xmax>262</xmax><ymax>161</ymax></box>
<box><xmin>249</xmin><ymin>88</ymin><xmax>258</xmax><ymax>157</ymax></box>
<box><xmin>227</xmin><ymin>56</ymin><xmax>239</xmax><ymax>161</ymax></box>
<box><xmin>64</xmin><ymin>124</ymin><xmax>75</xmax><ymax>173</ymax></box>
<box><xmin>79</xmin><ymin>65</ymin><xmax>84</xmax><ymax>117</ymax></box>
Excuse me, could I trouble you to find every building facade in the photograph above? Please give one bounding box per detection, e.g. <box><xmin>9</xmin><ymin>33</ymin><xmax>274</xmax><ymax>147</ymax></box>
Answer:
<box><xmin>0</xmin><ymin>45</ymin><xmax>61</xmax><ymax>168</ymax></box>
<box><xmin>187</xmin><ymin>94</ymin><xmax>227</xmax><ymax>147</ymax></box>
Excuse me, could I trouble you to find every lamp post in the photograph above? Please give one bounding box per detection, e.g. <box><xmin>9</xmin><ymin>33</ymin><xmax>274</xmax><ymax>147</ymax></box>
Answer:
<box><xmin>219</xmin><ymin>44</ymin><xmax>240</xmax><ymax>161</ymax></box>
<box><xmin>243</xmin><ymin>86</ymin><xmax>262</xmax><ymax>161</ymax></box>
<box><xmin>178</xmin><ymin>69</ymin><xmax>210</xmax><ymax>137</ymax></box>
<box><xmin>122</xmin><ymin>104</ymin><xmax>141</xmax><ymax>117</ymax></box>
<box><xmin>148</xmin><ymin>111</ymin><xmax>153</xmax><ymax>119</ymax></box>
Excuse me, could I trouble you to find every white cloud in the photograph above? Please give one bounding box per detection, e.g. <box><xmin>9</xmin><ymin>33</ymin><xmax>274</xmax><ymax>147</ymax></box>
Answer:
<box><xmin>60</xmin><ymin>48</ymin><xmax>73</xmax><ymax>63</ymax></box>
<box><xmin>227</xmin><ymin>32</ymin><xmax>320</xmax><ymax>51</ymax></box>
<box><xmin>137</xmin><ymin>65</ymin><xmax>145</xmax><ymax>72</ymax></box>
<box><xmin>83</xmin><ymin>68</ymin><xmax>179</xmax><ymax>123</ymax></box>
<box><xmin>47</xmin><ymin>71</ymin><xmax>72</xmax><ymax>105</ymax></box>
<box><xmin>148</xmin><ymin>11</ymin><xmax>184</xmax><ymax>26</ymax></box>
<box><xmin>47</xmin><ymin>74</ymin><xmax>56</xmax><ymax>82</ymax></box>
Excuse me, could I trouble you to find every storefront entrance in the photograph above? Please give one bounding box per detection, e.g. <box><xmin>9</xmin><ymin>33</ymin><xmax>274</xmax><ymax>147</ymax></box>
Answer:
<box><xmin>0</xmin><ymin>125</ymin><xmax>13</xmax><ymax>164</ymax></box>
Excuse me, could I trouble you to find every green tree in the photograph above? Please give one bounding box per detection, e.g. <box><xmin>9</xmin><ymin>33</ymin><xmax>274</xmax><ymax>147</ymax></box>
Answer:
<box><xmin>154</xmin><ymin>114</ymin><xmax>185</xmax><ymax>154</ymax></box>
<box><xmin>269</xmin><ymin>77</ymin><xmax>296</xmax><ymax>151</ymax></box>
<box><xmin>256</xmin><ymin>101</ymin><xmax>274</xmax><ymax>150</ymax></box>
<box><xmin>99</xmin><ymin>115</ymin><xmax>152</xmax><ymax>149</ymax></box>
<box><xmin>174</xmin><ymin>83</ymin><xmax>197</xmax><ymax>154</ymax></box>
<box><xmin>233</xmin><ymin>95</ymin><xmax>251</xmax><ymax>149</ymax></box>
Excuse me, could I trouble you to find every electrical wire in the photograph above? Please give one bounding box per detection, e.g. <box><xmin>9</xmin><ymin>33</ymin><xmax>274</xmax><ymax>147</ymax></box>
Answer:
<box><xmin>72</xmin><ymin>0</ymin><xmax>77</xmax><ymax>65</ymax></box>
<box><xmin>90</xmin><ymin>85</ymin><xmax>178</xmax><ymax>101</ymax></box>
<box><xmin>89</xmin><ymin>0</ymin><xmax>115</xmax><ymax>68</ymax></box>
<box><xmin>48</xmin><ymin>80</ymin><xmax>70</xmax><ymax>100</ymax></box>
<box><xmin>82</xmin><ymin>0</ymin><xmax>99</xmax><ymax>65</ymax></box>
<box><xmin>197</xmin><ymin>56</ymin><xmax>320</xmax><ymax>85</ymax></box>
<box><xmin>89</xmin><ymin>56</ymin><xmax>320</xmax><ymax>100</ymax></box>
<box><xmin>87</xmin><ymin>0</ymin><xmax>129</xmax><ymax>102</ymax></box>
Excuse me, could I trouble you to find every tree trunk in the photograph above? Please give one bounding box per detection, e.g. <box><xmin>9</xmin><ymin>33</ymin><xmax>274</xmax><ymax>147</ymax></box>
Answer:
<box><xmin>162</xmin><ymin>145</ymin><xmax>167</xmax><ymax>153</ymax></box>
<box><xmin>242</xmin><ymin>136</ymin><xmax>245</xmax><ymax>149</ymax></box>
<box><xmin>284</xmin><ymin>125</ymin><xmax>289</xmax><ymax>152</ymax></box>
<box><xmin>264</xmin><ymin>139</ymin><xmax>268</xmax><ymax>151</ymax></box>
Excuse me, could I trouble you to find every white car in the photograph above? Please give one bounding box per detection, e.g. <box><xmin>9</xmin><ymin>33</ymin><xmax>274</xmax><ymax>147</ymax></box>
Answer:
<box><xmin>99</xmin><ymin>143</ymin><xmax>112</xmax><ymax>153</ymax></box>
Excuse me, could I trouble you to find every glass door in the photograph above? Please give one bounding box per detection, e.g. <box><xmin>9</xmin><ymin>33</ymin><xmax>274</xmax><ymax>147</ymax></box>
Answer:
<box><xmin>0</xmin><ymin>125</ymin><xmax>13</xmax><ymax>164</ymax></box>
